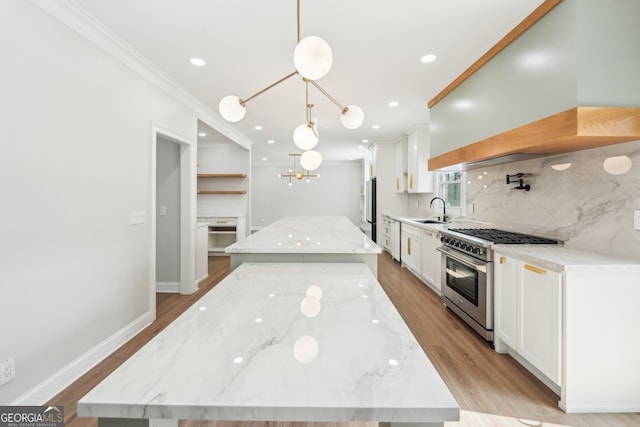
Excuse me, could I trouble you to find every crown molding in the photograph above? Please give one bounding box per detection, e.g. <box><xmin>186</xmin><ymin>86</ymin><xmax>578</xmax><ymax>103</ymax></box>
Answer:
<box><xmin>29</xmin><ymin>0</ymin><xmax>252</xmax><ymax>151</ymax></box>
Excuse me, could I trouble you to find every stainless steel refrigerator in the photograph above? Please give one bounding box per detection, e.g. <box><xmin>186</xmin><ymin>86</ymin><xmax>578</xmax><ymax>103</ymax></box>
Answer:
<box><xmin>365</xmin><ymin>177</ymin><xmax>376</xmax><ymax>242</ymax></box>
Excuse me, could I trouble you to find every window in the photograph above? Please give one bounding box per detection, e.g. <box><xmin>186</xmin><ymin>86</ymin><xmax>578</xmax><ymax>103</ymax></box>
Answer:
<box><xmin>435</xmin><ymin>170</ymin><xmax>464</xmax><ymax>216</ymax></box>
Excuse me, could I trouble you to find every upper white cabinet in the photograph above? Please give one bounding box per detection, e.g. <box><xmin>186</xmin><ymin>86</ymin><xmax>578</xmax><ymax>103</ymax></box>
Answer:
<box><xmin>394</xmin><ymin>135</ymin><xmax>407</xmax><ymax>193</ymax></box>
<box><xmin>407</xmin><ymin>127</ymin><xmax>434</xmax><ymax>193</ymax></box>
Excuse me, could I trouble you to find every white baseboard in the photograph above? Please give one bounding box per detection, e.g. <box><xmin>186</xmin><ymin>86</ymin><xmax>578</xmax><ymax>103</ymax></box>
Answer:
<box><xmin>11</xmin><ymin>311</ymin><xmax>153</xmax><ymax>405</ymax></box>
<box><xmin>156</xmin><ymin>281</ymin><xmax>180</xmax><ymax>293</ymax></box>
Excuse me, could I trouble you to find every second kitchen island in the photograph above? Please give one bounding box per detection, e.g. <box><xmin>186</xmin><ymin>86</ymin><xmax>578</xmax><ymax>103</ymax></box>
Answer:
<box><xmin>225</xmin><ymin>216</ymin><xmax>382</xmax><ymax>276</ymax></box>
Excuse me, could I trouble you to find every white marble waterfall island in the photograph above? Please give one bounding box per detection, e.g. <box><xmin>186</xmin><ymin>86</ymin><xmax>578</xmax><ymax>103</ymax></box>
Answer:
<box><xmin>225</xmin><ymin>216</ymin><xmax>382</xmax><ymax>276</ymax></box>
<box><xmin>77</xmin><ymin>263</ymin><xmax>459</xmax><ymax>427</ymax></box>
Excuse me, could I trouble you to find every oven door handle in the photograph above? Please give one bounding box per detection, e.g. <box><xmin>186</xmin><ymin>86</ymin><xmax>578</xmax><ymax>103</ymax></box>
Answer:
<box><xmin>437</xmin><ymin>247</ymin><xmax>487</xmax><ymax>273</ymax></box>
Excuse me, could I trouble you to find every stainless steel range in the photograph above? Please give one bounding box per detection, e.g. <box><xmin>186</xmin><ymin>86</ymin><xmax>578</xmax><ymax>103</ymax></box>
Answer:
<box><xmin>437</xmin><ymin>228</ymin><xmax>559</xmax><ymax>343</ymax></box>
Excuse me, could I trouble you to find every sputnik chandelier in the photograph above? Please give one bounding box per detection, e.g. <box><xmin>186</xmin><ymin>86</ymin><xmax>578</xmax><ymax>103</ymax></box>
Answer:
<box><xmin>279</xmin><ymin>153</ymin><xmax>320</xmax><ymax>186</ymax></box>
<box><xmin>218</xmin><ymin>0</ymin><xmax>365</xmax><ymax>172</ymax></box>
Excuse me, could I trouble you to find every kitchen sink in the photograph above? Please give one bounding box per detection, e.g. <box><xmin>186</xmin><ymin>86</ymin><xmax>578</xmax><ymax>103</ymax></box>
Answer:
<box><xmin>409</xmin><ymin>218</ymin><xmax>446</xmax><ymax>224</ymax></box>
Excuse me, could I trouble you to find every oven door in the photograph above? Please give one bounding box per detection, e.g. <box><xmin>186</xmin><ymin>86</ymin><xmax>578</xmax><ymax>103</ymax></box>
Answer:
<box><xmin>438</xmin><ymin>246</ymin><xmax>493</xmax><ymax>331</ymax></box>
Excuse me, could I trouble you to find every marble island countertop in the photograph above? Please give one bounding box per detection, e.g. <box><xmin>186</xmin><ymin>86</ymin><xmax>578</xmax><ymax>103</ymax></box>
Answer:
<box><xmin>77</xmin><ymin>263</ymin><xmax>459</xmax><ymax>425</ymax></box>
<box><xmin>226</xmin><ymin>216</ymin><xmax>381</xmax><ymax>254</ymax></box>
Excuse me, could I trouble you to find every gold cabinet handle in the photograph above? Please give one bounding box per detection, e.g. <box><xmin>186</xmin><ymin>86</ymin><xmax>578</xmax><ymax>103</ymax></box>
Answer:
<box><xmin>524</xmin><ymin>264</ymin><xmax>546</xmax><ymax>274</ymax></box>
<box><xmin>423</xmin><ymin>230</ymin><xmax>433</xmax><ymax>237</ymax></box>
<box><xmin>409</xmin><ymin>174</ymin><xmax>414</xmax><ymax>189</ymax></box>
<box><xmin>500</xmin><ymin>256</ymin><xmax>506</xmax><ymax>264</ymax></box>
<box><xmin>396</xmin><ymin>177</ymin><xmax>399</xmax><ymax>190</ymax></box>
<box><xmin>408</xmin><ymin>237</ymin><xmax>411</xmax><ymax>255</ymax></box>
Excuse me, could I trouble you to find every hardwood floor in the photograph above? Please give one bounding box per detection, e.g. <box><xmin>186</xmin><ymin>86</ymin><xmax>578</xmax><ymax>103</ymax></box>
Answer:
<box><xmin>49</xmin><ymin>254</ymin><xmax>640</xmax><ymax>427</ymax></box>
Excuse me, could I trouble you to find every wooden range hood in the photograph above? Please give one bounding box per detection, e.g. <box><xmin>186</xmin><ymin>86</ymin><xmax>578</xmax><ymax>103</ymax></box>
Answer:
<box><xmin>428</xmin><ymin>106</ymin><xmax>640</xmax><ymax>170</ymax></box>
<box><xmin>426</xmin><ymin>0</ymin><xmax>640</xmax><ymax>171</ymax></box>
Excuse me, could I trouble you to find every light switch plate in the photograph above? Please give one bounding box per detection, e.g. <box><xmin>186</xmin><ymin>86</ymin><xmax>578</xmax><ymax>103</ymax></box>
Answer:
<box><xmin>130</xmin><ymin>211</ymin><xmax>146</xmax><ymax>225</ymax></box>
<box><xmin>634</xmin><ymin>210</ymin><xmax>640</xmax><ymax>230</ymax></box>
<box><xmin>159</xmin><ymin>206</ymin><xmax>167</xmax><ymax>216</ymax></box>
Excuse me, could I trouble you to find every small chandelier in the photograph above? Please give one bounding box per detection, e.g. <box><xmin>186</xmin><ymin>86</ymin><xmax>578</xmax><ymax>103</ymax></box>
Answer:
<box><xmin>218</xmin><ymin>0</ymin><xmax>364</xmax><ymax>159</ymax></box>
<box><xmin>279</xmin><ymin>154</ymin><xmax>320</xmax><ymax>186</ymax></box>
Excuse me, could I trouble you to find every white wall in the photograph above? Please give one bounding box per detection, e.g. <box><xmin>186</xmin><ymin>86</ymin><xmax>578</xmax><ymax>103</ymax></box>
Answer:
<box><xmin>0</xmin><ymin>0</ymin><xmax>241</xmax><ymax>404</ymax></box>
<box><xmin>251</xmin><ymin>163</ymin><xmax>361</xmax><ymax>228</ymax></box>
<box><xmin>156</xmin><ymin>138</ymin><xmax>181</xmax><ymax>286</ymax></box>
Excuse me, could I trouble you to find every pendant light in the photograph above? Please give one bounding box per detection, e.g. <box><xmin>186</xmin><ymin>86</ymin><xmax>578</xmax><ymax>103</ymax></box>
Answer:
<box><xmin>293</xmin><ymin>82</ymin><xmax>319</xmax><ymax>150</ymax></box>
<box><xmin>218</xmin><ymin>0</ymin><xmax>364</xmax><ymax>157</ymax></box>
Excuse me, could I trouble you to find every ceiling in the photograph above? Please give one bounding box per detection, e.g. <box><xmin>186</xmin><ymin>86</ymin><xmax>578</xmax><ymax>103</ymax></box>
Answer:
<box><xmin>71</xmin><ymin>0</ymin><xmax>545</xmax><ymax>165</ymax></box>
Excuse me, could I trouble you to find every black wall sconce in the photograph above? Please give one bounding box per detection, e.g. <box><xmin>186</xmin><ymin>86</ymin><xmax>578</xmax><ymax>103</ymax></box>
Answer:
<box><xmin>506</xmin><ymin>173</ymin><xmax>531</xmax><ymax>191</ymax></box>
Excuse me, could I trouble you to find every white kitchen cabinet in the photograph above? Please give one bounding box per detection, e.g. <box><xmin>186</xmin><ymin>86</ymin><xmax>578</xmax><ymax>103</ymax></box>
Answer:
<box><xmin>381</xmin><ymin>215</ymin><xmax>401</xmax><ymax>262</ymax></box>
<box><xmin>494</xmin><ymin>252</ymin><xmax>561</xmax><ymax>386</ymax></box>
<box><xmin>518</xmin><ymin>261</ymin><xmax>562</xmax><ymax>385</ymax></box>
<box><xmin>420</xmin><ymin>228</ymin><xmax>441</xmax><ymax>291</ymax></box>
<box><xmin>394</xmin><ymin>135</ymin><xmax>407</xmax><ymax>193</ymax></box>
<box><xmin>494</xmin><ymin>254</ymin><xmax>518</xmax><ymax>349</ymax></box>
<box><xmin>198</xmin><ymin>216</ymin><xmax>247</xmax><ymax>254</ymax></box>
<box><xmin>407</xmin><ymin>127</ymin><xmax>434</xmax><ymax>193</ymax></box>
<box><xmin>380</xmin><ymin>216</ymin><xmax>393</xmax><ymax>255</ymax></box>
<box><xmin>401</xmin><ymin>223</ymin><xmax>421</xmax><ymax>275</ymax></box>
<box><xmin>390</xmin><ymin>219</ymin><xmax>400</xmax><ymax>262</ymax></box>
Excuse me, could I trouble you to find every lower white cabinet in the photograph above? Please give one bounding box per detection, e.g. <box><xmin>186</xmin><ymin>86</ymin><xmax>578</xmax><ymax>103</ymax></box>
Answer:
<box><xmin>401</xmin><ymin>223</ymin><xmax>421</xmax><ymax>275</ymax></box>
<box><xmin>390</xmin><ymin>219</ymin><xmax>400</xmax><ymax>261</ymax></box>
<box><xmin>495</xmin><ymin>252</ymin><xmax>562</xmax><ymax>386</ymax></box>
<box><xmin>420</xmin><ymin>229</ymin><xmax>441</xmax><ymax>291</ymax></box>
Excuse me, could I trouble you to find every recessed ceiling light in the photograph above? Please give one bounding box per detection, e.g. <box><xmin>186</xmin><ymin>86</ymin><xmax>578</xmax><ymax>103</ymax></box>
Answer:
<box><xmin>357</xmin><ymin>145</ymin><xmax>364</xmax><ymax>149</ymax></box>
<box><xmin>262</xmin><ymin>157</ymin><xmax>268</xmax><ymax>161</ymax></box>
<box><xmin>254</xmin><ymin>125</ymin><xmax>263</xmax><ymax>130</ymax></box>
<box><xmin>190</xmin><ymin>57</ymin><xmax>206</xmax><ymax>66</ymax></box>
<box><xmin>362</xmin><ymin>139</ymin><xmax>369</xmax><ymax>143</ymax></box>
<box><xmin>267</xmin><ymin>139</ymin><xmax>275</xmax><ymax>144</ymax></box>
<box><xmin>198</xmin><ymin>132</ymin><xmax>206</xmax><ymax>137</ymax></box>
<box><xmin>421</xmin><ymin>54</ymin><xmax>437</xmax><ymax>63</ymax></box>
<box><xmin>372</xmin><ymin>125</ymin><xmax>380</xmax><ymax>130</ymax></box>
<box><xmin>388</xmin><ymin>101</ymin><xmax>399</xmax><ymax>107</ymax></box>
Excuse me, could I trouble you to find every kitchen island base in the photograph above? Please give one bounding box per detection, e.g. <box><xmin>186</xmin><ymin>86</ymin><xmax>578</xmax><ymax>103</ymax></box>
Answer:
<box><xmin>229</xmin><ymin>252</ymin><xmax>378</xmax><ymax>277</ymax></box>
<box><xmin>225</xmin><ymin>216</ymin><xmax>382</xmax><ymax>277</ymax></box>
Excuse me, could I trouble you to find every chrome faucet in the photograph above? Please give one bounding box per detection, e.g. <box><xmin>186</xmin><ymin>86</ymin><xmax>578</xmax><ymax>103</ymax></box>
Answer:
<box><xmin>430</xmin><ymin>197</ymin><xmax>447</xmax><ymax>222</ymax></box>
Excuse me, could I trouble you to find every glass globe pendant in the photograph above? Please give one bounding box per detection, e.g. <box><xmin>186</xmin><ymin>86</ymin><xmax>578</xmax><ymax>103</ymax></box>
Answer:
<box><xmin>218</xmin><ymin>95</ymin><xmax>246</xmax><ymax>122</ymax></box>
<box><xmin>300</xmin><ymin>150</ymin><xmax>322</xmax><ymax>171</ymax></box>
<box><xmin>341</xmin><ymin>105</ymin><xmax>364</xmax><ymax>129</ymax></box>
<box><xmin>293</xmin><ymin>123</ymin><xmax>318</xmax><ymax>150</ymax></box>
<box><xmin>294</xmin><ymin>36</ymin><xmax>333</xmax><ymax>80</ymax></box>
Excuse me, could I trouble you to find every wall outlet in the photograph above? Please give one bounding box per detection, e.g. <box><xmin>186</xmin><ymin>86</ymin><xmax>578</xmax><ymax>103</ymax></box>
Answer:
<box><xmin>0</xmin><ymin>357</ymin><xmax>15</xmax><ymax>385</ymax></box>
<box><xmin>159</xmin><ymin>206</ymin><xmax>167</xmax><ymax>216</ymax></box>
<box><xmin>634</xmin><ymin>210</ymin><xmax>640</xmax><ymax>230</ymax></box>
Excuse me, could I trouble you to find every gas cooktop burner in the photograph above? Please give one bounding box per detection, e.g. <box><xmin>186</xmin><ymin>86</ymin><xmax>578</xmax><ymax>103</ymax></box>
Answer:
<box><xmin>449</xmin><ymin>228</ymin><xmax>559</xmax><ymax>245</ymax></box>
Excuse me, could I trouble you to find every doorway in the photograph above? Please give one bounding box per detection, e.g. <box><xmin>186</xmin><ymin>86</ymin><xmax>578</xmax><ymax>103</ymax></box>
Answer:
<box><xmin>151</xmin><ymin>126</ymin><xmax>196</xmax><ymax>318</ymax></box>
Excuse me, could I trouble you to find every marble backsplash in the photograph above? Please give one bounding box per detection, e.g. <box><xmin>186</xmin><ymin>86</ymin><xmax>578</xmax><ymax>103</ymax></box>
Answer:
<box><xmin>462</xmin><ymin>140</ymin><xmax>640</xmax><ymax>260</ymax></box>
